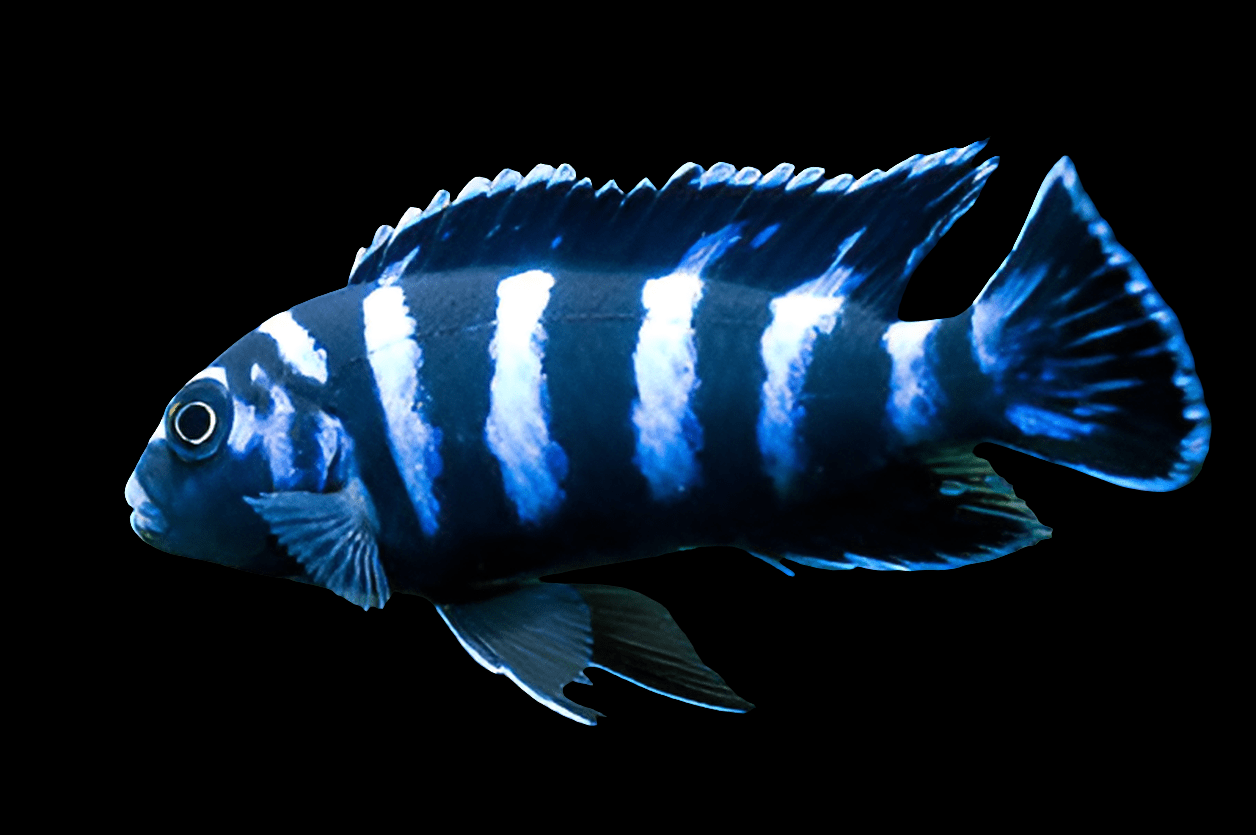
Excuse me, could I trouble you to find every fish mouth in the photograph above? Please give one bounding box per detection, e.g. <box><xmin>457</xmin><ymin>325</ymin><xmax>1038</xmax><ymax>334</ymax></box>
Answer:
<box><xmin>125</xmin><ymin>471</ymin><xmax>168</xmax><ymax>540</ymax></box>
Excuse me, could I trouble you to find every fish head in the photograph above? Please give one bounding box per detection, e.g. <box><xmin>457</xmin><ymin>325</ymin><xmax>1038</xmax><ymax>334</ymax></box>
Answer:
<box><xmin>125</xmin><ymin>358</ymin><xmax>300</xmax><ymax>578</ymax></box>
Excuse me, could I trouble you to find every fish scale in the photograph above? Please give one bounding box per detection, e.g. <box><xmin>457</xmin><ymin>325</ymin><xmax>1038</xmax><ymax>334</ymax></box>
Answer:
<box><xmin>126</xmin><ymin>141</ymin><xmax>1209</xmax><ymax>723</ymax></box>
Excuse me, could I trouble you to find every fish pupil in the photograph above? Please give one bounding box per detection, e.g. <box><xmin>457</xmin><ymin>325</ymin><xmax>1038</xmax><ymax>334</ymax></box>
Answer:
<box><xmin>175</xmin><ymin>402</ymin><xmax>214</xmax><ymax>444</ymax></box>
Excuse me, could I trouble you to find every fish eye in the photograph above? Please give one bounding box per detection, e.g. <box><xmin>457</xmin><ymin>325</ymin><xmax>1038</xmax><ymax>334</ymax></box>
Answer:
<box><xmin>174</xmin><ymin>402</ymin><xmax>216</xmax><ymax>444</ymax></box>
<box><xmin>165</xmin><ymin>377</ymin><xmax>232</xmax><ymax>462</ymax></box>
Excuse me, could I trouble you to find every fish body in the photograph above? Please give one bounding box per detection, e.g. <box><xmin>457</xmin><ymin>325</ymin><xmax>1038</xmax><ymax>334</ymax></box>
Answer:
<box><xmin>125</xmin><ymin>142</ymin><xmax>1209</xmax><ymax>723</ymax></box>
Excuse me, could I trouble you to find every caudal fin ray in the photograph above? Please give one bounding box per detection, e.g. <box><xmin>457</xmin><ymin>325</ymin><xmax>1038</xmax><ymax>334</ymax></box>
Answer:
<box><xmin>969</xmin><ymin>158</ymin><xmax>1209</xmax><ymax>491</ymax></box>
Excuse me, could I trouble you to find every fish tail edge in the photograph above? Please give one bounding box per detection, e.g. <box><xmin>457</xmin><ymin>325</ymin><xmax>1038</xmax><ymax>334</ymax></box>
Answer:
<box><xmin>965</xmin><ymin>157</ymin><xmax>1209</xmax><ymax>491</ymax></box>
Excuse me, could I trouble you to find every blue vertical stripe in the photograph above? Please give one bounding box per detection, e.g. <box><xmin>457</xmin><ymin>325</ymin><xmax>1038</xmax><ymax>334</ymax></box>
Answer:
<box><xmin>484</xmin><ymin>270</ymin><xmax>568</xmax><ymax>524</ymax></box>
<box><xmin>631</xmin><ymin>272</ymin><xmax>705</xmax><ymax>500</ymax></box>
<box><xmin>882</xmin><ymin>319</ymin><xmax>943</xmax><ymax>442</ymax></box>
<box><xmin>362</xmin><ymin>284</ymin><xmax>444</xmax><ymax>537</ymax></box>
<box><xmin>757</xmin><ymin>291</ymin><xmax>844</xmax><ymax>495</ymax></box>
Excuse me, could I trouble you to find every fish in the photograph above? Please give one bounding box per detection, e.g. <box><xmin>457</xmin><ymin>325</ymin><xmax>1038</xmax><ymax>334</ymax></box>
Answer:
<box><xmin>125</xmin><ymin>141</ymin><xmax>1209</xmax><ymax>724</ymax></box>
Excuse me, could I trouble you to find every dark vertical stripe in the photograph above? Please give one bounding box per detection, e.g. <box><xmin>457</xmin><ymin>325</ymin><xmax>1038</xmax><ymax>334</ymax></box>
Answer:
<box><xmin>404</xmin><ymin>269</ymin><xmax>517</xmax><ymax>585</ymax></box>
<box><xmin>691</xmin><ymin>281</ymin><xmax>777</xmax><ymax>535</ymax></box>
<box><xmin>932</xmin><ymin>307</ymin><xmax>998</xmax><ymax>441</ymax></box>
<box><xmin>288</xmin><ymin>286</ymin><xmax>427</xmax><ymax>580</ymax></box>
<box><xmin>800</xmin><ymin>300</ymin><xmax>897</xmax><ymax>485</ymax></box>
<box><xmin>543</xmin><ymin>269</ymin><xmax>651</xmax><ymax>532</ymax></box>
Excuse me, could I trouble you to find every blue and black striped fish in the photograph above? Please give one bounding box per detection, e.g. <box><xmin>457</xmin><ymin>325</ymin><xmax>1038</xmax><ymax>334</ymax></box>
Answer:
<box><xmin>125</xmin><ymin>141</ymin><xmax>1210</xmax><ymax>724</ymax></box>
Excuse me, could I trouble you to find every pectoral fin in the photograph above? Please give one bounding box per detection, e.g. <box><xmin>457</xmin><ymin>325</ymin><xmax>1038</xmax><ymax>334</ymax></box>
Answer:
<box><xmin>437</xmin><ymin>581</ymin><xmax>752</xmax><ymax>725</ymax></box>
<box><xmin>244</xmin><ymin>478</ymin><xmax>390</xmax><ymax>610</ymax></box>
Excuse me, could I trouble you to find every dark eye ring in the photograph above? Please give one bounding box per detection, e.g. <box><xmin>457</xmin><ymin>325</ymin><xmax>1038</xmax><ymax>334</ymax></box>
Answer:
<box><xmin>174</xmin><ymin>401</ymin><xmax>217</xmax><ymax>445</ymax></box>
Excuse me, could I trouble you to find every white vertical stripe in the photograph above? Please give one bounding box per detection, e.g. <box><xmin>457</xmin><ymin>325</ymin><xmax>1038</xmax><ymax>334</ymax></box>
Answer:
<box><xmin>484</xmin><ymin>270</ymin><xmax>567</xmax><ymax>524</ymax></box>
<box><xmin>883</xmin><ymin>319</ymin><xmax>942</xmax><ymax>441</ymax></box>
<box><xmin>227</xmin><ymin>364</ymin><xmax>298</xmax><ymax>489</ymax></box>
<box><xmin>631</xmin><ymin>272</ymin><xmax>705</xmax><ymax>499</ymax></box>
<box><xmin>757</xmin><ymin>292</ymin><xmax>843</xmax><ymax>495</ymax></box>
<box><xmin>627</xmin><ymin>223</ymin><xmax>741</xmax><ymax>500</ymax></box>
<box><xmin>363</xmin><ymin>284</ymin><xmax>443</xmax><ymax>537</ymax></box>
<box><xmin>259</xmin><ymin>310</ymin><xmax>328</xmax><ymax>384</ymax></box>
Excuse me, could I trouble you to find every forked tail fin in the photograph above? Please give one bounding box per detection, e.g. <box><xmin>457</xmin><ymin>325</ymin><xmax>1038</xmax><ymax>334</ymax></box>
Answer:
<box><xmin>968</xmin><ymin>158</ymin><xmax>1209</xmax><ymax>490</ymax></box>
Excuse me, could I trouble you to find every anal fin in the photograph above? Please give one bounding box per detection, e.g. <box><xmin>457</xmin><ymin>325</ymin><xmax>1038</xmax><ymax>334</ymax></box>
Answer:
<box><xmin>437</xmin><ymin>582</ymin><xmax>752</xmax><ymax>724</ymax></box>
<box><xmin>244</xmin><ymin>478</ymin><xmax>390</xmax><ymax>610</ymax></box>
<box><xmin>780</xmin><ymin>447</ymin><xmax>1051</xmax><ymax>572</ymax></box>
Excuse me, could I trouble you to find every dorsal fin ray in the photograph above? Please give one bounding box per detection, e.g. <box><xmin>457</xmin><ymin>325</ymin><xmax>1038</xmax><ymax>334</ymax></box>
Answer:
<box><xmin>349</xmin><ymin>142</ymin><xmax>998</xmax><ymax>319</ymax></box>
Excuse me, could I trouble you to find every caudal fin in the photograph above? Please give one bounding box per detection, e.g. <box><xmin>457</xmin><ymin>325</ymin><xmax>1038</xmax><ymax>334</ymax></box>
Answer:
<box><xmin>968</xmin><ymin>158</ymin><xmax>1209</xmax><ymax>491</ymax></box>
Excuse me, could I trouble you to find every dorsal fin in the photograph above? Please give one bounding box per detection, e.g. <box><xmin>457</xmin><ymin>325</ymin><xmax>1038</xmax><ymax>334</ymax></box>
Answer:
<box><xmin>348</xmin><ymin>143</ymin><xmax>998</xmax><ymax>319</ymax></box>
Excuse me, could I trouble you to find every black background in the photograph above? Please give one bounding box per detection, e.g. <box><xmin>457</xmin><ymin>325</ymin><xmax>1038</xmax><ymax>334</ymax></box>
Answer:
<box><xmin>94</xmin><ymin>64</ymin><xmax>1235</xmax><ymax>793</ymax></box>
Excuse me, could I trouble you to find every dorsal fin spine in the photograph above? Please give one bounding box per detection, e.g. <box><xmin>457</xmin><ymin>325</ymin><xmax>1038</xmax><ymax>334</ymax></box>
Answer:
<box><xmin>787</xmin><ymin>167</ymin><xmax>825</xmax><ymax>191</ymax></box>
<box><xmin>489</xmin><ymin>169</ymin><xmax>522</xmax><ymax>194</ymax></box>
<box><xmin>423</xmin><ymin>190</ymin><xmax>450</xmax><ymax>218</ymax></box>
<box><xmin>699</xmin><ymin>162</ymin><xmax>736</xmax><ymax>188</ymax></box>
<box><xmin>816</xmin><ymin>173</ymin><xmax>853</xmax><ymax>194</ymax></box>
<box><xmin>520</xmin><ymin>164</ymin><xmax>555</xmax><ymax>188</ymax></box>
<box><xmin>626</xmin><ymin>177</ymin><xmax>657</xmax><ymax>199</ymax></box>
<box><xmin>395</xmin><ymin>206</ymin><xmax>424</xmax><ymax>234</ymax></box>
<box><xmin>550</xmin><ymin>163</ymin><xmax>577</xmax><ymax>185</ymax></box>
<box><xmin>851</xmin><ymin>169</ymin><xmax>885</xmax><ymax>190</ymax></box>
<box><xmin>453</xmin><ymin>177</ymin><xmax>491</xmax><ymax>205</ymax></box>
<box><xmin>664</xmin><ymin>162</ymin><xmax>703</xmax><ymax>191</ymax></box>
<box><xmin>888</xmin><ymin>154</ymin><xmax>924</xmax><ymax>177</ymax></box>
<box><xmin>757</xmin><ymin>163</ymin><xmax>794</xmax><ymax>188</ymax></box>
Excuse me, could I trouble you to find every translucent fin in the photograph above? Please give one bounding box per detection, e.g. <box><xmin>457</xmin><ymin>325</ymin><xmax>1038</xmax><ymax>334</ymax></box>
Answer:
<box><xmin>575</xmin><ymin>584</ymin><xmax>754</xmax><ymax>714</ymax></box>
<box><xmin>346</xmin><ymin>143</ymin><xmax>997</xmax><ymax>319</ymax></box>
<box><xmin>968</xmin><ymin>157</ymin><xmax>1209</xmax><ymax>491</ymax></box>
<box><xmin>437</xmin><ymin>583</ymin><xmax>602</xmax><ymax>725</ymax></box>
<box><xmin>243</xmin><ymin>478</ymin><xmax>389</xmax><ymax>610</ymax></box>
<box><xmin>435</xmin><ymin>582</ymin><xmax>752</xmax><ymax>724</ymax></box>
<box><xmin>778</xmin><ymin>447</ymin><xmax>1051</xmax><ymax>571</ymax></box>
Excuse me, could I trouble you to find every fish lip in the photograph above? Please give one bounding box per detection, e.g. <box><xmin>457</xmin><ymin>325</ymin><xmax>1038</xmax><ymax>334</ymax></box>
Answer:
<box><xmin>125</xmin><ymin>471</ymin><xmax>168</xmax><ymax>537</ymax></box>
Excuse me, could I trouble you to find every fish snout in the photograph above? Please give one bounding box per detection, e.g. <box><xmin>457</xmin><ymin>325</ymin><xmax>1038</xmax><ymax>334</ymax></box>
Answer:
<box><xmin>125</xmin><ymin>471</ymin><xmax>168</xmax><ymax>540</ymax></box>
